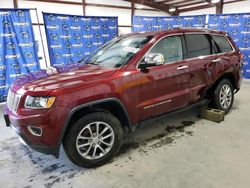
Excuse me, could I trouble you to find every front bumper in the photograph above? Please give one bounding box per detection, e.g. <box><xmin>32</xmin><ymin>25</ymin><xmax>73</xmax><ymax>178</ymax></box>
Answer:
<box><xmin>10</xmin><ymin>120</ymin><xmax>60</xmax><ymax>157</ymax></box>
<box><xmin>4</xmin><ymin>106</ymin><xmax>70</xmax><ymax>158</ymax></box>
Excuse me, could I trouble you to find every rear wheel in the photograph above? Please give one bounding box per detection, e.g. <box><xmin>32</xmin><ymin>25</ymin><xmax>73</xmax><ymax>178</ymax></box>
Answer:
<box><xmin>211</xmin><ymin>79</ymin><xmax>234</xmax><ymax>113</ymax></box>
<box><xmin>63</xmin><ymin>112</ymin><xmax>123</xmax><ymax>168</ymax></box>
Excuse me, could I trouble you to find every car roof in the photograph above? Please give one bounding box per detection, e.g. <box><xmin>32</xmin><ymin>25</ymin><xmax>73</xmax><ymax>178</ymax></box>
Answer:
<box><xmin>123</xmin><ymin>28</ymin><xmax>226</xmax><ymax>38</ymax></box>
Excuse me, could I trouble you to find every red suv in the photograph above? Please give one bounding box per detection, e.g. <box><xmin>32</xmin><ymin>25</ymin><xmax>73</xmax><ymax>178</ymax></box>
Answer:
<box><xmin>4</xmin><ymin>28</ymin><xmax>242</xmax><ymax>167</ymax></box>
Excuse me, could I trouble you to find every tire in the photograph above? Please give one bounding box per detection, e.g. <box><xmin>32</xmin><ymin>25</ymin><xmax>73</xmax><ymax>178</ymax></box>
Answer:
<box><xmin>212</xmin><ymin>79</ymin><xmax>234</xmax><ymax>114</ymax></box>
<box><xmin>63</xmin><ymin>112</ymin><xmax>123</xmax><ymax>168</ymax></box>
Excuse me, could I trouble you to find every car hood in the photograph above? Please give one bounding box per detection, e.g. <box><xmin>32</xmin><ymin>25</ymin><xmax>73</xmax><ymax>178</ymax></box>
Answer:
<box><xmin>12</xmin><ymin>63</ymin><xmax>116</xmax><ymax>95</ymax></box>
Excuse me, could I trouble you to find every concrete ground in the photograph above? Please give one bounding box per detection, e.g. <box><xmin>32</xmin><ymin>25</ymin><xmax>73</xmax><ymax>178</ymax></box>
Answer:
<box><xmin>0</xmin><ymin>81</ymin><xmax>250</xmax><ymax>188</ymax></box>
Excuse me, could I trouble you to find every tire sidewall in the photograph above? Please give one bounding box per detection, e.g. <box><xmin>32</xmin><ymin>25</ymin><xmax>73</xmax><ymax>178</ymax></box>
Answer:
<box><xmin>214</xmin><ymin>79</ymin><xmax>234</xmax><ymax>113</ymax></box>
<box><xmin>64</xmin><ymin>112</ymin><xmax>123</xmax><ymax>168</ymax></box>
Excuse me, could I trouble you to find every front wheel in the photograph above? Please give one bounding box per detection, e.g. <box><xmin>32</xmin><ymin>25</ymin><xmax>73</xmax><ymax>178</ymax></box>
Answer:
<box><xmin>212</xmin><ymin>79</ymin><xmax>234</xmax><ymax>114</ymax></box>
<box><xmin>63</xmin><ymin>112</ymin><xmax>123</xmax><ymax>168</ymax></box>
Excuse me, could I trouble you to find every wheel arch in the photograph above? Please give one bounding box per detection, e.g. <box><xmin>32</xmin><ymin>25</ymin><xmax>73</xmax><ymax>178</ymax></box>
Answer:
<box><xmin>207</xmin><ymin>72</ymin><xmax>237</xmax><ymax>98</ymax></box>
<box><xmin>59</xmin><ymin>98</ymin><xmax>132</xmax><ymax>146</ymax></box>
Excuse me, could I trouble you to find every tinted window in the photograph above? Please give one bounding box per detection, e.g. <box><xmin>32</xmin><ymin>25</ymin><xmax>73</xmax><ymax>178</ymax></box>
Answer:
<box><xmin>149</xmin><ymin>35</ymin><xmax>183</xmax><ymax>63</ymax></box>
<box><xmin>185</xmin><ymin>34</ymin><xmax>212</xmax><ymax>59</ymax></box>
<box><xmin>212</xmin><ymin>35</ymin><xmax>233</xmax><ymax>53</ymax></box>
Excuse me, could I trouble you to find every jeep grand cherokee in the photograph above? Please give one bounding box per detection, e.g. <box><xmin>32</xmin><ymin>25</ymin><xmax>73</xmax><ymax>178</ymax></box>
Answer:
<box><xmin>4</xmin><ymin>28</ymin><xmax>242</xmax><ymax>167</ymax></box>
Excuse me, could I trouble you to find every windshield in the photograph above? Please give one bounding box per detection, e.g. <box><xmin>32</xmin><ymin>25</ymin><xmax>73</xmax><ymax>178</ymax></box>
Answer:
<box><xmin>83</xmin><ymin>35</ymin><xmax>152</xmax><ymax>69</ymax></box>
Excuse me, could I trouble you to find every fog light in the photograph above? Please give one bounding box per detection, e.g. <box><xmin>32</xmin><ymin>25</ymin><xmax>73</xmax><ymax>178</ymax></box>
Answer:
<box><xmin>27</xmin><ymin>126</ymin><xmax>42</xmax><ymax>136</ymax></box>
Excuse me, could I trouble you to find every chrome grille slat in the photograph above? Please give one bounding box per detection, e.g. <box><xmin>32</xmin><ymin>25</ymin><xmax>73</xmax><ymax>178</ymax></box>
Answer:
<box><xmin>13</xmin><ymin>95</ymin><xmax>19</xmax><ymax>111</ymax></box>
<box><xmin>7</xmin><ymin>90</ymin><xmax>21</xmax><ymax>112</ymax></box>
<box><xmin>10</xmin><ymin>92</ymin><xmax>15</xmax><ymax>109</ymax></box>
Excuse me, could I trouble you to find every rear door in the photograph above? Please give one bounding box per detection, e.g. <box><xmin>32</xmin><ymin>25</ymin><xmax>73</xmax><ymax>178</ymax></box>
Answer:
<box><xmin>184</xmin><ymin>33</ymin><xmax>217</xmax><ymax>104</ymax></box>
<box><xmin>211</xmin><ymin>34</ymin><xmax>239</xmax><ymax>78</ymax></box>
<box><xmin>136</xmin><ymin>34</ymin><xmax>190</xmax><ymax>121</ymax></box>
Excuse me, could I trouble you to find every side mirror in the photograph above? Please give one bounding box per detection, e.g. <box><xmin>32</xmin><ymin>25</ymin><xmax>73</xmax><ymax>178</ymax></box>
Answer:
<box><xmin>139</xmin><ymin>53</ymin><xmax>164</xmax><ymax>70</ymax></box>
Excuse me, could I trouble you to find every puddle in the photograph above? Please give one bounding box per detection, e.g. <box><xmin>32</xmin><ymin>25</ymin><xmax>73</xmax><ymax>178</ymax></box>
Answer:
<box><xmin>185</xmin><ymin>131</ymin><xmax>194</xmax><ymax>136</ymax></box>
<box><xmin>118</xmin><ymin>120</ymin><xmax>196</xmax><ymax>157</ymax></box>
<box><xmin>181</xmin><ymin>120</ymin><xmax>195</xmax><ymax>126</ymax></box>
<box><xmin>165</xmin><ymin>120</ymin><xmax>195</xmax><ymax>133</ymax></box>
<box><xmin>149</xmin><ymin>137</ymin><xmax>174</xmax><ymax>148</ymax></box>
<box><xmin>119</xmin><ymin>143</ymin><xmax>139</xmax><ymax>155</ymax></box>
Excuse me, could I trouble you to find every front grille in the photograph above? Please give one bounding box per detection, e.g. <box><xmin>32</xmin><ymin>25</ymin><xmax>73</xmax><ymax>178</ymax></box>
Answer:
<box><xmin>7</xmin><ymin>90</ymin><xmax>21</xmax><ymax>112</ymax></box>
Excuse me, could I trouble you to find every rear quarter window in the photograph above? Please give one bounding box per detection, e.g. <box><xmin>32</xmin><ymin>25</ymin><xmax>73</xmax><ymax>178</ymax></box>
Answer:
<box><xmin>212</xmin><ymin>35</ymin><xmax>233</xmax><ymax>53</ymax></box>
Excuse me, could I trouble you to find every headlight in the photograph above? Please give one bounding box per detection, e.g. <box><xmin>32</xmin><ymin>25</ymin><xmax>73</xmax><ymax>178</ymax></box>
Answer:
<box><xmin>25</xmin><ymin>96</ymin><xmax>56</xmax><ymax>109</ymax></box>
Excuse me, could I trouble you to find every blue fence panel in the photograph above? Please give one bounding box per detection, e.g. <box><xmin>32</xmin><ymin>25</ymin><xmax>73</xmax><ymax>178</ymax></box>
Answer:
<box><xmin>43</xmin><ymin>13</ymin><xmax>118</xmax><ymax>67</ymax></box>
<box><xmin>0</xmin><ymin>9</ymin><xmax>40</xmax><ymax>102</ymax></box>
<box><xmin>132</xmin><ymin>15</ymin><xmax>206</xmax><ymax>32</ymax></box>
<box><xmin>208</xmin><ymin>13</ymin><xmax>250</xmax><ymax>78</ymax></box>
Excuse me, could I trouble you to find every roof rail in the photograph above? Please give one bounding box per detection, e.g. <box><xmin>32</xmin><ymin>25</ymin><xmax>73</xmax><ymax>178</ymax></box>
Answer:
<box><xmin>172</xmin><ymin>27</ymin><xmax>221</xmax><ymax>32</ymax></box>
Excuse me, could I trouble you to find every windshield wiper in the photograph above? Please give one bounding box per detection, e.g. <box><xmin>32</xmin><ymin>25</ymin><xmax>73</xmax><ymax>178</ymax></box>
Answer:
<box><xmin>86</xmin><ymin>61</ymin><xmax>99</xmax><ymax>65</ymax></box>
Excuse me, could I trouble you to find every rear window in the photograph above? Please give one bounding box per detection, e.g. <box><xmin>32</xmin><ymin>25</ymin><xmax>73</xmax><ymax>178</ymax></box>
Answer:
<box><xmin>185</xmin><ymin>34</ymin><xmax>212</xmax><ymax>59</ymax></box>
<box><xmin>212</xmin><ymin>35</ymin><xmax>233</xmax><ymax>53</ymax></box>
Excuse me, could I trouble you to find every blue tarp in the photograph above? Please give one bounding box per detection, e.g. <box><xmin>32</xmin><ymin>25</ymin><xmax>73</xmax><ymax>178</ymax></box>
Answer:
<box><xmin>0</xmin><ymin>9</ymin><xmax>40</xmax><ymax>102</ymax></box>
<box><xmin>43</xmin><ymin>13</ymin><xmax>118</xmax><ymax>67</ymax></box>
<box><xmin>132</xmin><ymin>15</ymin><xmax>206</xmax><ymax>32</ymax></box>
<box><xmin>208</xmin><ymin>13</ymin><xmax>250</xmax><ymax>78</ymax></box>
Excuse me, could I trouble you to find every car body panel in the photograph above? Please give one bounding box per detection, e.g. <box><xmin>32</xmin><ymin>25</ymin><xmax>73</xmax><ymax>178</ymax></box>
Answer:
<box><xmin>135</xmin><ymin>60</ymin><xmax>190</xmax><ymax>121</ymax></box>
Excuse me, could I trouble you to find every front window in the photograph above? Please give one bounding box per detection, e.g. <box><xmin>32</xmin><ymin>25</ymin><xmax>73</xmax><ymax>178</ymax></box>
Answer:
<box><xmin>148</xmin><ymin>35</ymin><xmax>183</xmax><ymax>64</ymax></box>
<box><xmin>83</xmin><ymin>35</ymin><xmax>152</xmax><ymax>68</ymax></box>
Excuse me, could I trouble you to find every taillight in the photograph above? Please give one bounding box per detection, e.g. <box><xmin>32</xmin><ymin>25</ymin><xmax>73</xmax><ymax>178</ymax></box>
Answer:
<box><xmin>239</xmin><ymin>54</ymin><xmax>244</xmax><ymax>69</ymax></box>
<box><xmin>240</xmin><ymin>54</ymin><xmax>244</xmax><ymax>60</ymax></box>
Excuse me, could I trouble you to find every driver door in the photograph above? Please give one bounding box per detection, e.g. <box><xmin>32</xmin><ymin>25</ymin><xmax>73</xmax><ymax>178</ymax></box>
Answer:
<box><xmin>135</xmin><ymin>35</ymin><xmax>190</xmax><ymax>122</ymax></box>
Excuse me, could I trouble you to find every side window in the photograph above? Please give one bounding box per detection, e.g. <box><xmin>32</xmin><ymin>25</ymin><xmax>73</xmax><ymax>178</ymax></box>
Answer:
<box><xmin>149</xmin><ymin>35</ymin><xmax>183</xmax><ymax>63</ymax></box>
<box><xmin>185</xmin><ymin>34</ymin><xmax>212</xmax><ymax>59</ymax></box>
<box><xmin>212</xmin><ymin>35</ymin><xmax>233</xmax><ymax>53</ymax></box>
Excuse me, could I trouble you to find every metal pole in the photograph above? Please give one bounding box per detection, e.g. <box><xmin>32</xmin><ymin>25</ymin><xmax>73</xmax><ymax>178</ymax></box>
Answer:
<box><xmin>13</xmin><ymin>0</ymin><xmax>18</xmax><ymax>8</ymax></box>
<box><xmin>34</xmin><ymin>8</ymin><xmax>49</xmax><ymax>68</ymax></box>
<box><xmin>82</xmin><ymin>0</ymin><xmax>86</xmax><ymax>16</ymax></box>
<box><xmin>131</xmin><ymin>2</ymin><xmax>134</xmax><ymax>33</ymax></box>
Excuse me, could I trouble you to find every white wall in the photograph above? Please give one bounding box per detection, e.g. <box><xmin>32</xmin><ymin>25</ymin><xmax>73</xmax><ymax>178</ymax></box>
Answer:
<box><xmin>18</xmin><ymin>1</ymin><xmax>83</xmax><ymax>23</ymax></box>
<box><xmin>86</xmin><ymin>0</ymin><xmax>131</xmax><ymax>7</ymax></box>
<box><xmin>135</xmin><ymin>9</ymin><xmax>169</xmax><ymax>16</ymax></box>
<box><xmin>32</xmin><ymin>25</ymin><xmax>50</xmax><ymax>69</ymax></box>
<box><xmin>85</xmin><ymin>7</ymin><xmax>131</xmax><ymax>27</ymax></box>
<box><xmin>180</xmin><ymin>1</ymin><xmax>250</xmax><ymax>16</ymax></box>
<box><xmin>0</xmin><ymin>0</ymin><xmax>14</xmax><ymax>8</ymax></box>
<box><xmin>179</xmin><ymin>7</ymin><xmax>215</xmax><ymax>16</ymax></box>
<box><xmin>223</xmin><ymin>1</ymin><xmax>250</xmax><ymax>13</ymax></box>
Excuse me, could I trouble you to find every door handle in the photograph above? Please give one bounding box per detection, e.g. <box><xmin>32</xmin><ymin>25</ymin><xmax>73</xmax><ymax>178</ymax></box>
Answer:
<box><xmin>212</xmin><ymin>59</ymin><xmax>221</xmax><ymax>63</ymax></box>
<box><xmin>177</xmin><ymin>65</ymin><xmax>188</xmax><ymax>70</ymax></box>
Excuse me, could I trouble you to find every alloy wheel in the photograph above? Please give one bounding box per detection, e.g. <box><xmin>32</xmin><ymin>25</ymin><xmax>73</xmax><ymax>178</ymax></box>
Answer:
<box><xmin>76</xmin><ymin>121</ymin><xmax>115</xmax><ymax>160</ymax></box>
<box><xmin>219</xmin><ymin>84</ymin><xmax>232</xmax><ymax>109</ymax></box>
